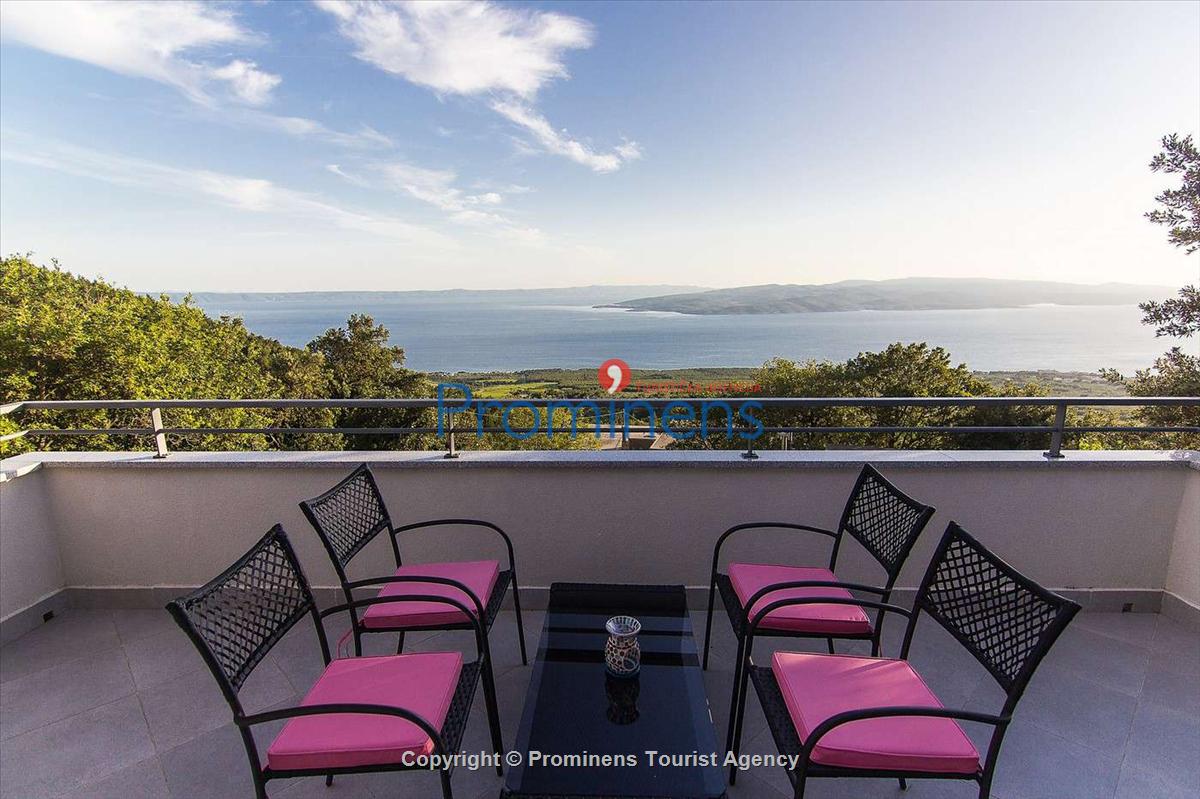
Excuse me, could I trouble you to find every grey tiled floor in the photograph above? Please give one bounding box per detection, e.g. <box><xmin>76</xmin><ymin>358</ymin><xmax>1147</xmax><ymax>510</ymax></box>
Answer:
<box><xmin>1</xmin><ymin>608</ymin><xmax>1197</xmax><ymax>799</ymax></box>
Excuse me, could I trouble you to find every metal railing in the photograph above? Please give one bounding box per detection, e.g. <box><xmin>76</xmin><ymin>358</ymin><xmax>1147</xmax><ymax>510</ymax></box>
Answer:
<box><xmin>1</xmin><ymin>396</ymin><xmax>1197</xmax><ymax>460</ymax></box>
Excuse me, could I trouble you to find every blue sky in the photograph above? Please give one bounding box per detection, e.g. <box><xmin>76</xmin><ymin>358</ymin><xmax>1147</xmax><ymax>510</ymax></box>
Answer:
<box><xmin>1</xmin><ymin>0</ymin><xmax>1197</xmax><ymax>292</ymax></box>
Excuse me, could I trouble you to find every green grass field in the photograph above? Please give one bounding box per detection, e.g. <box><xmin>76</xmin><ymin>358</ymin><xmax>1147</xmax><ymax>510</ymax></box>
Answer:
<box><xmin>434</xmin><ymin>367</ymin><xmax>1125</xmax><ymax>398</ymax></box>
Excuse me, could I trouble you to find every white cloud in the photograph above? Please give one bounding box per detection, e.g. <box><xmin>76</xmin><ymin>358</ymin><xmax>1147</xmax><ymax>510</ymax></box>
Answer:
<box><xmin>210</xmin><ymin>60</ymin><xmax>281</xmax><ymax>106</ymax></box>
<box><xmin>491</xmin><ymin>100</ymin><xmax>641</xmax><ymax>173</ymax></box>
<box><xmin>0</xmin><ymin>0</ymin><xmax>281</xmax><ymax>106</ymax></box>
<box><xmin>1</xmin><ymin>137</ymin><xmax>451</xmax><ymax>246</ymax></box>
<box><xmin>316</xmin><ymin>0</ymin><xmax>640</xmax><ymax>171</ymax></box>
<box><xmin>329</xmin><ymin>157</ymin><xmax>544</xmax><ymax>241</ymax></box>
<box><xmin>315</xmin><ymin>0</ymin><xmax>591</xmax><ymax>97</ymax></box>
<box><xmin>326</xmin><ymin>163</ymin><xmax>372</xmax><ymax>187</ymax></box>
<box><xmin>238</xmin><ymin>111</ymin><xmax>394</xmax><ymax>148</ymax></box>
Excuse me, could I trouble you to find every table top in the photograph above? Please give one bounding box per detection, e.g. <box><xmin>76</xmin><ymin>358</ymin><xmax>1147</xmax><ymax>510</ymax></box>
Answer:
<box><xmin>502</xmin><ymin>583</ymin><xmax>727</xmax><ymax>799</ymax></box>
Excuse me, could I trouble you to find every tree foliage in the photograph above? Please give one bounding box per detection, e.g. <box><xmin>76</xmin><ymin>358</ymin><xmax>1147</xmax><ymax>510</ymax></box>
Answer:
<box><xmin>1141</xmin><ymin>133</ymin><xmax>1199</xmax><ymax>338</ymax></box>
<box><xmin>307</xmin><ymin>314</ymin><xmax>435</xmax><ymax>450</ymax></box>
<box><xmin>675</xmin><ymin>344</ymin><xmax>1055</xmax><ymax>451</ymax></box>
<box><xmin>1</xmin><ymin>255</ymin><xmax>339</xmax><ymax>453</ymax></box>
<box><xmin>1101</xmin><ymin>349</ymin><xmax>1200</xmax><ymax>448</ymax></box>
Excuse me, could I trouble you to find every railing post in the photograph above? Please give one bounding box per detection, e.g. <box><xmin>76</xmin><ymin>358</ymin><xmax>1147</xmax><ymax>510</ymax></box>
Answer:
<box><xmin>444</xmin><ymin>429</ymin><xmax>458</xmax><ymax>459</ymax></box>
<box><xmin>1043</xmin><ymin>403</ymin><xmax>1067</xmax><ymax>459</ymax></box>
<box><xmin>150</xmin><ymin>407</ymin><xmax>169</xmax><ymax>458</ymax></box>
<box><xmin>741</xmin><ymin>434</ymin><xmax>758</xmax><ymax>460</ymax></box>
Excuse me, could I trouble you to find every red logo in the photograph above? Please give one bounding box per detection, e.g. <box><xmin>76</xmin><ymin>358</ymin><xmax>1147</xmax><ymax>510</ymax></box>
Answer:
<box><xmin>598</xmin><ymin>358</ymin><xmax>631</xmax><ymax>394</ymax></box>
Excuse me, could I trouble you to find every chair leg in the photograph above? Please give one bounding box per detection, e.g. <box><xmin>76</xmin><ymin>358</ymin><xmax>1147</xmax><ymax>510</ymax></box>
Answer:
<box><xmin>826</xmin><ymin>637</ymin><xmax>835</xmax><ymax>654</ymax></box>
<box><xmin>793</xmin><ymin>770</ymin><xmax>807</xmax><ymax>799</ymax></box>
<box><xmin>353</xmin><ymin>629</ymin><xmax>363</xmax><ymax>658</ymax></box>
<box><xmin>324</xmin><ymin>774</ymin><xmax>333</xmax><ymax>787</ymax></box>
<box><xmin>702</xmin><ymin>576</ymin><xmax>717</xmax><ymax>671</ymax></box>
<box><xmin>481</xmin><ymin>659</ymin><xmax>505</xmax><ymax>776</ymax></box>
<box><xmin>728</xmin><ymin>658</ymin><xmax>752</xmax><ymax>786</ymax></box>
<box><xmin>511</xmin><ymin>575</ymin><xmax>528</xmax><ymax>666</ymax></box>
<box><xmin>395</xmin><ymin>631</ymin><xmax>406</xmax><ymax>655</ymax></box>
<box><xmin>440</xmin><ymin>769</ymin><xmax>453</xmax><ymax>799</ymax></box>
<box><xmin>724</xmin><ymin>634</ymin><xmax>746</xmax><ymax>756</ymax></box>
<box><xmin>898</xmin><ymin>777</ymin><xmax>908</xmax><ymax>790</ymax></box>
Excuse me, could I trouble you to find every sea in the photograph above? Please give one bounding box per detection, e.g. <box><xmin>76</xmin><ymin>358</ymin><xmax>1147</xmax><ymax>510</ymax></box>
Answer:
<box><xmin>181</xmin><ymin>295</ymin><xmax>1186</xmax><ymax>374</ymax></box>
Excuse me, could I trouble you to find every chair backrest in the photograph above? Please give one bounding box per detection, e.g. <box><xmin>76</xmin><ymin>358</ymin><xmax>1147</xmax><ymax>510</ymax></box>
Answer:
<box><xmin>299</xmin><ymin>464</ymin><xmax>395</xmax><ymax>579</ymax></box>
<box><xmin>833</xmin><ymin>465</ymin><xmax>935</xmax><ymax>583</ymax></box>
<box><xmin>166</xmin><ymin>525</ymin><xmax>320</xmax><ymax>706</ymax></box>
<box><xmin>905</xmin><ymin>522</ymin><xmax>1080</xmax><ymax>702</ymax></box>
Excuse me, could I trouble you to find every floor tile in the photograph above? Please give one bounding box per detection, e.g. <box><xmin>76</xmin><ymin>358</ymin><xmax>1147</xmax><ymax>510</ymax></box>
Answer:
<box><xmin>0</xmin><ymin>647</ymin><xmax>135</xmax><ymax>741</ymax></box>
<box><xmin>1013</xmin><ymin>667</ymin><xmax>1137</xmax><ymax>758</ymax></box>
<box><xmin>113</xmin><ymin>609</ymin><xmax>179</xmax><ymax>645</ymax></box>
<box><xmin>122</xmin><ymin>627</ymin><xmax>208</xmax><ymax>691</ymax></box>
<box><xmin>1115</xmin><ymin>761</ymin><xmax>1199</xmax><ymax>799</ymax></box>
<box><xmin>0</xmin><ymin>611</ymin><xmax>121</xmax><ymax>684</ymax></box>
<box><xmin>1038</xmin><ymin>625</ymin><xmax>1150</xmax><ymax>697</ymax></box>
<box><xmin>140</xmin><ymin>658</ymin><xmax>294</xmax><ymax>753</ymax></box>
<box><xmin>158</xmin><ymin>723</ymin><xmax>262</xmax><ymax>799</ymax></box>
<box><xmin>56</xmin><ymin>756</ymin><xmax>169</xmax><ymax>799</ymax></box>
<box><xmin>0</xmin><ymin>695</ymin><xmax>154</xmax><ymax>799</ymax></box>
<box><xmin>1139</xmin><ymin>664</ymin><xmax>1200</xmax><ymax>716</ymax></box>
<box><xmin>1123</xmin><ymin>701</ymin><xmax>1200</xmax><ymax>791</ymax></box>
<box><xmin>1073</xmin><ymin>612</ymin><xmax>1160</xmax><ymax>649</ymax></box>
<box><xmin>987</xmin><ymin>719</ymin><xmax>1121</xmax><ymax>799</ymax></box>
<box><xmin>1151</xmin><ymin>616</ymin><xmax>1200</xmax><ymax>660</ymax></box>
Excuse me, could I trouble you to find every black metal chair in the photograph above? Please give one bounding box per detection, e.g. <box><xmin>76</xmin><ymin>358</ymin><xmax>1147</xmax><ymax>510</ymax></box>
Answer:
<box><xmin>166</xmin><ymin>525</ymin><xmax>501</xmax><ymax>799</ymax></box>
<box><xmin>299</xmin><ymin>464</ymin><xmax>526</xmax><ymax>751</ymax></box>
<box><xmin>703</xmin><ymin>464</ymin><xmax>935</xmax><ymax>753</ymax></box>
<box><xmin>299</xmin><ymin>463</ymin><xmax>527</xmax><ymax>657</ymax></box>
<box><xmin>728</xmin><ymin>521</ymin><xmax>1081</xmax><ymax>798</ymax></box>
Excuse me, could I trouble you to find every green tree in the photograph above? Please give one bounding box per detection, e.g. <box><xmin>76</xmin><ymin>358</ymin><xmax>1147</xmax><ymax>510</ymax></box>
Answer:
<box><xmin>1099</xmin><ymin>134</ymin><xmax>1200</xmax><ymax>447</ymax></box>
<box><xmin>676</xmin><ymin>344</ymin><xmax>1056</xmax><ymax>451</ymax></box>
<box><xmin>1141</xmin><ymin>133</ymin><xmax>1199</xmax><ymax>338</ymax></box>
<box><xmin>1101</xmin><ymin>349</ymin><xmax>1200</xmax><ymax>449</ymax></box>
<box><xmin>1</xmin><ymin>256</ymin><xmax>337</xmax><ymax>454</ymax></box>
<box><xmin>306</xmin><ymin>315</ymin><xmax>435</xmax><ymax>450</ymax></box>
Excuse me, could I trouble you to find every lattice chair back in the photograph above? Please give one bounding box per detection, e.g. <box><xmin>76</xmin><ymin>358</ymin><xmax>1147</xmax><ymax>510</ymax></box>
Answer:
<box><xmin>300</xmin><ymin>464</ymin><xmax>394</xmax><ymax>577</ymax></box>
<box><xmin>835</xmin><ymin>465</ymin><xmax>936</xmax><ymax>583</ymax></box>
<box><xmin>166</xmin><ymin>525</ymin><xmax>320</xmax><ymax>707</ymax></box>
<box><xmin>907</xmin><ymin>522</ymin><xmax>1080</xmax><ymax>702</ymax></box>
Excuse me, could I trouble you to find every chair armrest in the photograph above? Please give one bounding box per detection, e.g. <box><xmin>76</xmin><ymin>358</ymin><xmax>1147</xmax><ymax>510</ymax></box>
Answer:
<box><xmin>710</xmin><ymin>523</ymin><xmax>839</xmax><ymax>579</ymax></box>
<box><xmin>741</xmin><ymin>580</ymin><xmax>890</xmax><ymax>625</ymax></box>
<box><xmin>237</xmin><ymin>702</ymin><xmax>447</xmax><ymax>755</ymax></box>
<box><xmin>341</xmin><ymin>573</ymin><xmax>485</xmax><ymax>619</ymax></box>
<box><xmin>318</xmin><ymin>589</ymin><xmax>487</xmax><ymax>659</ymax></box>
<box><xmin>743</xmin><ymin>595</ymin><xmax>912</xmax><ymax>657</ymax></box>
<box><xmin>391</xmin><ymin>518</ymin><xmax>517</xmax><ymax>571</ymax></box>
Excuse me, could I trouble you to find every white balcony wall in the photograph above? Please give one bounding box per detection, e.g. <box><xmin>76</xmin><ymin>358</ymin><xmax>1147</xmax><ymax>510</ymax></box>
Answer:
<box><xmin>1167</xmin><ymin>466</ymin><xmax>1200</xmax><ymax>613</ymax></box>
<box><xmin>0</xmin><ymin>465</ymin><xmax>64</xmax><ymax>639</ymax></box>
<box><xmin>2</xmin><ymin>450</ymin><xmax>1197</xmax><ymax>637</ymax></box>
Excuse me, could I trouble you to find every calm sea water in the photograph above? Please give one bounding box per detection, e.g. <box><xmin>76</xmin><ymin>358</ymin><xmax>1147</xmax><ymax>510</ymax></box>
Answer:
<box><xmin>188</xmin><ymin>298</ymin><xmax>1181</xmax><ymax>374</ymax></box>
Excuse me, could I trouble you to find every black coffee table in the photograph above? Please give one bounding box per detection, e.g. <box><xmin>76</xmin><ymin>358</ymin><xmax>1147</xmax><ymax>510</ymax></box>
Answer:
<box><xmin>501</xmin><ymin>583</ymin><xmax>727</xmax><ymax>799</ymax></box>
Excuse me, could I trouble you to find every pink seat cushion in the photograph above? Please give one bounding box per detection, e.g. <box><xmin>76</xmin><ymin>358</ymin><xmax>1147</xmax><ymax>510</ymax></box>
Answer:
<box><xmin>772</xmin><ymin>652</ymin><xmax>981</xmax><ymax>774</ymax></box>
<box><xmin>267</xmin><ymin>652</ymin><xmax>462</xmax><ymax>772</ymax></box>
<box><xmin>727</xmin><ymin>563</ymin><xmax>872</xmax><ymax>635</ymax></box>
<box><xmin>362</xmin><ymin>560</ymin><xmax>500</xmax><ymax>630</ymax></box>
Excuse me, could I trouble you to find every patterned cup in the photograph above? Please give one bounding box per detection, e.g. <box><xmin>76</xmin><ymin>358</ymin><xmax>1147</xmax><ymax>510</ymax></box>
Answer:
<box><xmin>604</xmin><ymin>615</ymin><xmax>642</xmax><ymax>678</ymax></box>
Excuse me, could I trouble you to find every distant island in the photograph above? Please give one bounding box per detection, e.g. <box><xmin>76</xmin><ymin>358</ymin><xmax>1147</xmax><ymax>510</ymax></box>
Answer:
<box><xmin>598</xmin><ymin>278</ymin><xmax>1173</xmax><ymax>315</ymax></box>
<box><xmin>173</xmin><ymin>285</ymin><xmax>705</xmax><ymax>306</ymax></box>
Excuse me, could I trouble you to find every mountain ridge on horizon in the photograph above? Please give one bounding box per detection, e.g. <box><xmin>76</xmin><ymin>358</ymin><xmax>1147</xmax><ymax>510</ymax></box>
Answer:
<box><xmin>169</xmin><ymin>276</ymin><xmax>1173</xmax><ymax>305</ymax></box>
<box><xmin>598</xmin><ymin>277</ymin><xmax>1174</xmax><ymax>315</ymax></box>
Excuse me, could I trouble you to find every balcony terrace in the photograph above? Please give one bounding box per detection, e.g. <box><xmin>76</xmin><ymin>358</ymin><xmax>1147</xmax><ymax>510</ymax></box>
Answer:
<box><xmin>1</xmin><ymin>397</ymin><xmax>1197</xmax><ymax>799</ymax></box>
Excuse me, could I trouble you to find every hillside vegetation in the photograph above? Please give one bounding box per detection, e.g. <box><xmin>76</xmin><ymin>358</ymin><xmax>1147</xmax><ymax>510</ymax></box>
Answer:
<box><xmin>2</xmin><ymin>258</ymin><xmax>1189</xmax><ymax>454</ymax></box>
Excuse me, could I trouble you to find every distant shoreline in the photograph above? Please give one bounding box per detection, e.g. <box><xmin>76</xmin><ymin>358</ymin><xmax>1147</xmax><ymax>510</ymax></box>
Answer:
<box><xmin>601</xmin><ymin>277</ymin><xmax>1171</xmax><ymax>316</ymax></box>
